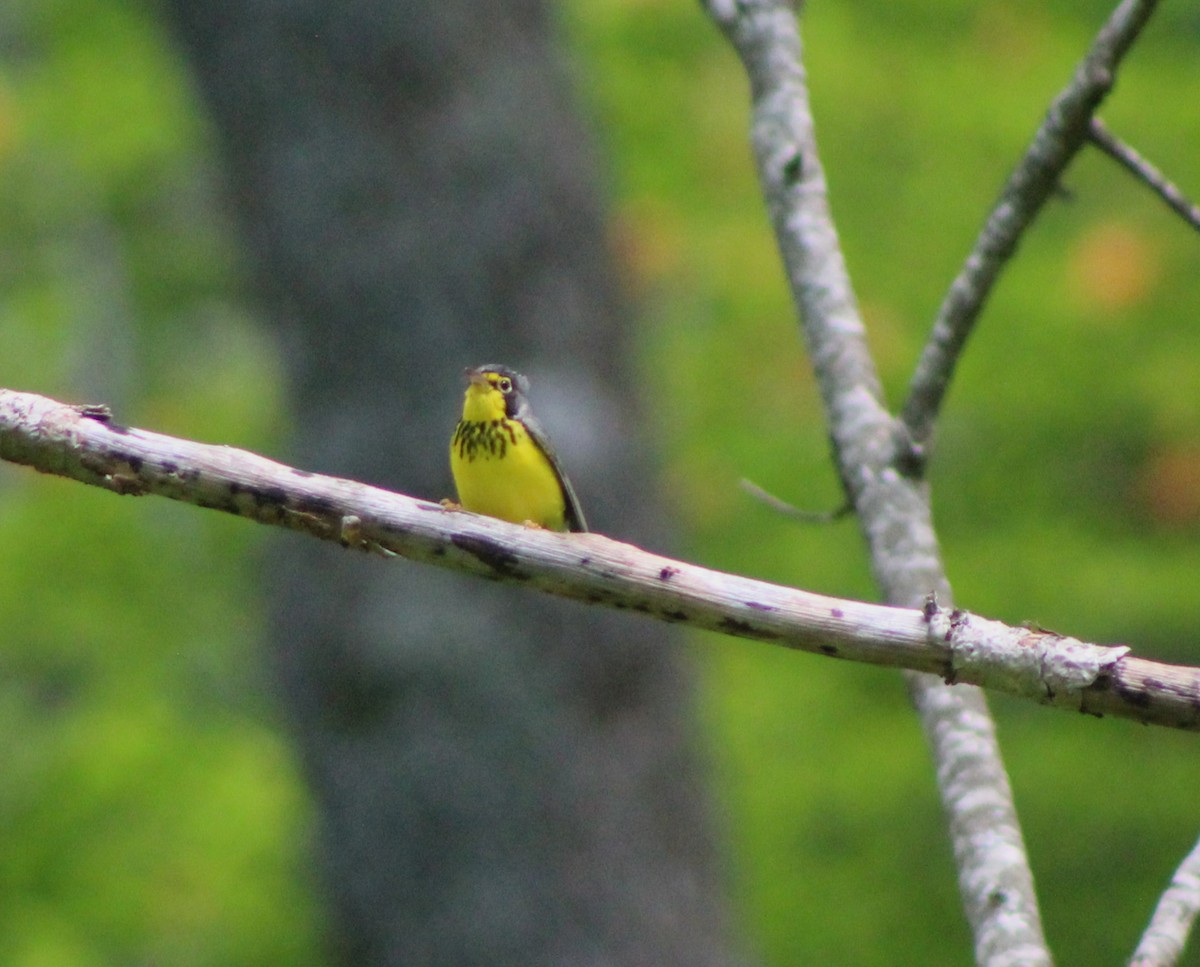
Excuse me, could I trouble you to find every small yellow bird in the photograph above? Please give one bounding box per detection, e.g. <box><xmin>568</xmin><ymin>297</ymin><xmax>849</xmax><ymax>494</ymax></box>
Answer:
<box><xmin>449</xmin><ymin>364</ymin><xmax>588</xmax><ymax>533</ymax></box>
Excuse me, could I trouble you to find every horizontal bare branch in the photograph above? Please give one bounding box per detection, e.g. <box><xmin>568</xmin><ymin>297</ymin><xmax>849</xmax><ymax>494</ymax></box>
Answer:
<box><xmin>3</xmin><ymin>388</ymin><xmax>1199</xmax><ymax>731</ymax></box>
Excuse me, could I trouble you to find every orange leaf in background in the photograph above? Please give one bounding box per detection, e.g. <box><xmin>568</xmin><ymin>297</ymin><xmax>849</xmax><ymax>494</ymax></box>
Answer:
<box><xmin>609</xmin><ymin>199</ymin><xmax>685</xmax><ymax>298</ymax></box>
<box><xmin>1066</xmin><ymin>221</ymin><xmax>1161</xmax><ymax>315</ymax></box>
<box><xmin>1136</xmin><ymin>445</ymin><xmax>1200</xmax><ymax>527</ymax></box>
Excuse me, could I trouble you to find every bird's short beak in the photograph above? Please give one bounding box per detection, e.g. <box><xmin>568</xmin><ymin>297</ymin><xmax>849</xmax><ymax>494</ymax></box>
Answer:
<box><xmin>464</xmin><ymin>367</ymin><xmax>489</xmax><ymax>388</ymax></box>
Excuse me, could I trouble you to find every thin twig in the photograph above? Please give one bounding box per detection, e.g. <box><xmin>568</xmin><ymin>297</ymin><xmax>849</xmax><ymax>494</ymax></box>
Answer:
<box><xmin>740</xmin><ymin>477</ymin><xmax>852</xmax><ymax>523</ymax></box>
<box><xmin>1129</xmin><ymin>835</ymin><xmax>1200</xmax><ymax>966</ymax></box>
<box><xmin>1089</xmin><ymin>117</ymin><xmax>1200</xmax><ymax>233</ymax></box>
<box><xmin>902</xmin><ymin>0</ymin><xmax>1161</xmax><ymax>444</ymax></box>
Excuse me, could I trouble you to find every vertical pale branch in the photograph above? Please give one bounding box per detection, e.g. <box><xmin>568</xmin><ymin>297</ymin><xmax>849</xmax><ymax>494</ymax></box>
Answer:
<box><xmin>699</xmin><ymin>1</ymin><xmax>1050</xmax><ymax>963</ymax></box>
<box><xmin>901</xmin><ymin>0</ymin><xmax>1160</xmax><ymax>443</ymax></box>
<box><xmin>1129</xmin><ymin>836</ymin><xmax>1200</xmax><ymax>967</ymax></box>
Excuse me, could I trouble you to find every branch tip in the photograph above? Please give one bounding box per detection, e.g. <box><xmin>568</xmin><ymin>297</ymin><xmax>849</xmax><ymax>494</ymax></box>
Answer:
<box><xmin>1089</xmin><ymin>117</ymin><xmax>1200</xmax><ymax>233</ymax></box>
<box><xmin>739</xmin><ymin>478</ymin><xmax>851</xmax><ymax>523</ymax></box>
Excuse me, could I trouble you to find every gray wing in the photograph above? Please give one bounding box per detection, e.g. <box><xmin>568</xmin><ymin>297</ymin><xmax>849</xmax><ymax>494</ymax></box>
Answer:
<box><xmin>520</xmin><ymin>413</ymin><xmax>588</xmax><ymax>533</ymax></box>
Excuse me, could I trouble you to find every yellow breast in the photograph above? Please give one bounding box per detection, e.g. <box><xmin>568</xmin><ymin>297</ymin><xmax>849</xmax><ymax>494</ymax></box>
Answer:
<box><xmin>450</xmin><ymin>418</ymin><xmax>568</xmax><ymax>530</ymax></box>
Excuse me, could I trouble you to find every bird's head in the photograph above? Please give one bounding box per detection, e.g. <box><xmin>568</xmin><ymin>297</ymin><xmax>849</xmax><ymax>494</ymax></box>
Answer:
<box><xmin>461</xmin><ymin>364</ymin><xmax>530</xmax><ymax>421</ymax></box>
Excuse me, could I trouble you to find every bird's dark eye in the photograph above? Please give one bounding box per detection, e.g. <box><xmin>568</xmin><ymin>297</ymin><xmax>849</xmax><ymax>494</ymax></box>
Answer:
<box><xmin>497</xmin><ymin>377</ymin><xmax>513</xmax><ymax>393</ymax></box>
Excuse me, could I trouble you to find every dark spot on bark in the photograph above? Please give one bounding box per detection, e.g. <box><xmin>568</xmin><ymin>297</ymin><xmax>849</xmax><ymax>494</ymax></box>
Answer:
<box><xmin>659</xmin><ymin>567</ymin><xmax>680</xmax><ymax>581</ymax></box>
<box><xmin>831</xmin><ymin>608</ymin><xmax>844</xmax><ymax>619</ymax></box>
<box><xmin>78</xmin><ymin>404</ymin><xmax>113</xmax><ymax>423</ymax></box>
<box><xmin>298</xmin><ymin>494</ymin><xmax>333</xmax><ymax>514</ymax></box>
<box><xmin>662</xmin><ymin>610</ymin><xmax>688</xmax><ymax>623</ymax></box>
<box><xmin>451</xmin><ymin>533</ymin><xmax>523</xmax><ymax>578</ymax></box>
<box><xmin>746</xmin><ymin>601</ymin><xmax>776</xmax><ymax>612</ymax></box>
<box><xmin>895</xmin><ymin>438</ymin><xmax>926</xmax><ymax>480</ymax></box>
<box><xmin>1117</xmin><ymin>680</ymin><xmax>1154</xmax><ymax>709</ymax></box>
<box><xmin>258</xmin><ymin>486</ymin><xmax>290</xmax><ymax>507</ymax></box>
<box><xmin>719</xmin><ymin>617</ymin><xmax>755</xmax><ymax>635</ymax></box>
<box><xmin>820</xmin><ymin>644</ymin><xmax>838</xmax><ymax>656</ymax></box>
<box><xmin>783</xmin><ymin>151</ymin><xmax>803</xmax><ymax>184</ymax></box>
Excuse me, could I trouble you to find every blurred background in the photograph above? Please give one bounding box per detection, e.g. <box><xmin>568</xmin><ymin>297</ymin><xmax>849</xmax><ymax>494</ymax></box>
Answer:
<box><xmin>1</xmin><ymin>0</ymin><xmax>1198</xmax><ymax>964</ymax></box>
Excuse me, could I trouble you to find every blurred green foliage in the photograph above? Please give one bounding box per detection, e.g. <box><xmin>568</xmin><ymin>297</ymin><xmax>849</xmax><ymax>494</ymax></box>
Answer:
<box><xmin>1</xmin><ymin>0</ymin><xmax>1198</xmax><ymax>964</ymax></box>
<box><xmin>0</xmin><ymin>1</ymin><xmax>318</xmax><ymax>964</ymax></box>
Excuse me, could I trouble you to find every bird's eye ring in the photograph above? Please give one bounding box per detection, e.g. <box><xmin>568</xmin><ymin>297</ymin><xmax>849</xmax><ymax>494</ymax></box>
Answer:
<box><xmin>497</xmin><ymin>377</ymin><xmax>513</xmax><ymax>393</ymax></box>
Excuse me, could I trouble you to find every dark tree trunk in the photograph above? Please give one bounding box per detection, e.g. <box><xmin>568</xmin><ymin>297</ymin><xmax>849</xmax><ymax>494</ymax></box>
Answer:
<box><xmin>163</xmin><ymin>2</ymin><xmax>741</xmax><ymax>964</ymax></box>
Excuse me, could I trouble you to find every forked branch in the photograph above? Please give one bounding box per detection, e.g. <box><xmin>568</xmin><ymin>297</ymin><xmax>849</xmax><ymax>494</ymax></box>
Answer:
<box><xmin>701</xmin><ymin>1</ymin><xmax>1051</xmax><ymax>962</ymax></box>
<box><xmin>902</xmin><ymin>0</ymin><xmax>1161</xmax><ymax>444</ymax></box>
